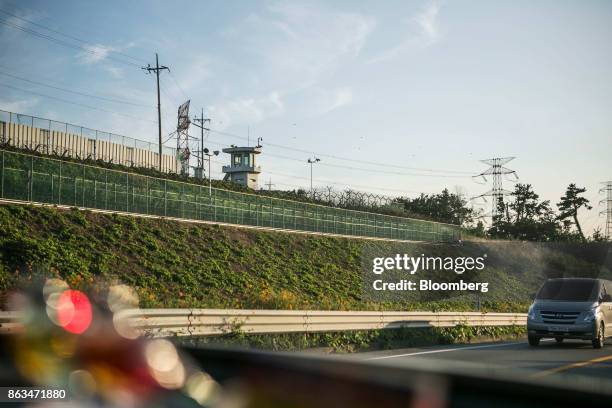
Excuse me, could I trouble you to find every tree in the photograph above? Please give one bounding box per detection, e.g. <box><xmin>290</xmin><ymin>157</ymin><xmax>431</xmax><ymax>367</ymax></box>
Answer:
<box><xmin>557</xmin><ymin>184</ymin><xmax>592</xmax><ymax>242</ymax></box>
<box><xmin>397</xmin><ymin>189</ymin><xmax>474</xmax><ymax>226</ymax></box>
<box><xmin>489</xmin><ymin>184</ymin><xmax>561</xmax><ymax>241</ymax></box>
<box><xmin>591</xmin><ymin>228</ymin><xmax>609</xmax><ymax>242</ymax></box>
<box><xmin>510</xmin><ymin>184</ymin><xmax>549</xmax><ymax>222</ymax></box>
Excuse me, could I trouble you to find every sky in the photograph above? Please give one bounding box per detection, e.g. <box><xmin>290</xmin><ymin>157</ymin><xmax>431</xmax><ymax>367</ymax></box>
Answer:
<box><xmin>0</xmin><ymin>0</ymin><xmax>610</xmax><ymax>234</ymax></box>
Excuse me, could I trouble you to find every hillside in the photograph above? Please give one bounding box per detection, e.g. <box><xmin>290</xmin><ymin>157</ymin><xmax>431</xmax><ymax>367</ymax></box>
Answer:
<box><xmin>0</xmin><ymin>204</ymin><xmax>610</xmax><ymax>312</ymax></box>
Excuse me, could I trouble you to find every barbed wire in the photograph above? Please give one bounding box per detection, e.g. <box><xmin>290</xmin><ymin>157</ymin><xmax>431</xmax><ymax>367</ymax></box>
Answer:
<box><xmin>309</xmin><ymin>186</ymin><xmax>402</xmax><ymax>210</ymax></box>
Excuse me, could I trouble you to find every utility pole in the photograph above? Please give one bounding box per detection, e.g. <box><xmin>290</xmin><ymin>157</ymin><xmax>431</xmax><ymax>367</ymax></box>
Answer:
<box><xmin>472</xmin><ymin>157</ymin><xmax>518</xmax><ymax>221</ymax></box>
<box><xmin>600</xmin><ymin>181</ymin><xmax>612</xmax><ymax>240</ymax></box>
<box><xmin>307</xmin><ymin>157</ymin><xmax>320</xmax><ymax>198</ymax></box>
<box><xmin>192</xmin><ymin>108</ymin><xmax>210</xmax><ymax>179</ymax></box>
<box><xmin>142</xmin><ymin>53</ymin><xmax>169</xmax><ymax>172</ymax></box>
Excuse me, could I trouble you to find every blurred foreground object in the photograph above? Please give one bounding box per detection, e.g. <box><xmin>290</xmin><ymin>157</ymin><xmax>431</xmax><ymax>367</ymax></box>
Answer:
<box><xmin>1</xmin><ymin>281</ymin><xmax>221</xmax><ymax>407</ymax></box>
<box><xmin>2</xmin><ymin>280</ymin><xmax>612</xmax><ymax>407</ymax></box>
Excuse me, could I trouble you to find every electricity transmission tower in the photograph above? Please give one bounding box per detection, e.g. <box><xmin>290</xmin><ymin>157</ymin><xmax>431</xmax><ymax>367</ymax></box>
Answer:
<box><xmin>473</xmin><ymin>157</ymin><xmax>518</xmax><ymax>220</ymax></box>
<box><xmin>265</xmin><ymin>178</ymin><xmax>275</xmax><ymax>191</ymax></box>
<box><xmin>600</xmin><ymin>181</ymin><xmax>612</xmax><ymax>239</ymax></box>
<box><xmin>142</xmin><ymin>53</ymin><xmax>169</xmax><ymax>171</ymax></box>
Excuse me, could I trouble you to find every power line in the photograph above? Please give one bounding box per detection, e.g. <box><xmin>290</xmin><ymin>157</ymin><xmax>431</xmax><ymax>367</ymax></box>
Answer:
<box><xmin>161</xmin><ymin>130</ymin><xmax>178</xmax><ymax>145</ymax></box>
<box><xmin>315</xmin><ymin>157</ymin><xmax>467</xmax><ymax>178</ymax></box>
<box><xmin>204</xmin><ymin>137</ymin><xmax>468</xmax><ymax>179</ymax></box>
<box><xmin>0</xmin><ymin>17</ymin><xmax>141</xmax><ymax>68</ymax></box>
<box><xmin>0</xmin><ymin>8</ymin><xmax>148</xmax><ymax>64</ymax></box>
<box><xmin>208</xmin><ymin>128</ymin><xmax>474</xmax><ymax>175</ymax></box>
<box><xmin>1</xmin><ymin>6</ymin><xmax>471</xmax><ymax>180</ymax></box>
<box><xmin>0</xmin><ymin>6</ymin><xmax>472</xmax><ymax>189</ymax></box>
<box><xmin>158</xmin><ymin>78</ymin><xmax>181</xmax><ymax>107</ymax></box>
<box><xmin>0</xmin><ymin>82</ymin><xmax>157</xmax><ymax>124</ymax></box>
<box><xmin>264</xmin><ymin>170</ymin><xmax>427</xmax><ymax>195</ymax></box>
<box><xmin>168</xmin><ymin>71</ymin><xmax>189</xmax><ymax>100</ymax></box>
<box><xmin>206</xmin><ymin>156</ymin><xmax>429</xmax><ymax>195</ymax></box>
<box><xmin>0</xmin><ymin>69</ymin><xmax>153</xmax><ymax>108</ymax></box>
<box><xmin>207</xmin><ymin>156</ymin><xmax>437</xmax><ymax>195</ymax></box>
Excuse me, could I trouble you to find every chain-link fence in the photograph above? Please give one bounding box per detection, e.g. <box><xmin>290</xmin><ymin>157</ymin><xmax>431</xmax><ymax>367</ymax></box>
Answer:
<box><xmin>0</xmin><ymin>149</ymin><xmax>461</xmax><ymax>242</ymax></box>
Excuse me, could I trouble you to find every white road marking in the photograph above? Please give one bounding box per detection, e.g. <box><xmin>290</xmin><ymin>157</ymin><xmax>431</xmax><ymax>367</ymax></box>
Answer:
<box><xmin>366</xmin><ymin>339</ymin><xmax>553</xmax><ymax>361</ymax></box>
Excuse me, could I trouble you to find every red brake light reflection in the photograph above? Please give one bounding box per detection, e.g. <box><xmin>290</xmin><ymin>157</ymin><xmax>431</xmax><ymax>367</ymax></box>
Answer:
<box><xmin>57</xmin><ymin>290</ymin><xmax>92</xmax><ymax>334</ymax></box>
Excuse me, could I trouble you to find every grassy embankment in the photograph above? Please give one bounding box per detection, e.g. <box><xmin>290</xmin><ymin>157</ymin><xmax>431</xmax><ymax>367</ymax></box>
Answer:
<box><xmin>1</xmin><ymin>204</ymin><xmax>610</xmax><ymax>351</ymax></box>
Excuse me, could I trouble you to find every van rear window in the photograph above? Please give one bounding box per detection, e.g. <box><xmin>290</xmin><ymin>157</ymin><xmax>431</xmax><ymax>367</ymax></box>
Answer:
<box><xmin>536</xmin><ymin>280</ymin><xmax>597</xmax><ymax>301</ymax></box>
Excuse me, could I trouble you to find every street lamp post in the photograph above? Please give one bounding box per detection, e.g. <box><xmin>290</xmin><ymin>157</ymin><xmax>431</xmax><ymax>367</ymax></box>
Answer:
<box><xmin>203</xmin><ymin>148</ymin><xmax>220</xmax><ymax>196</ymax></box>
<box><xmin>307</xmin><ymin>157</ymin><xmax>320</xmax><ymax>198</ymax></box>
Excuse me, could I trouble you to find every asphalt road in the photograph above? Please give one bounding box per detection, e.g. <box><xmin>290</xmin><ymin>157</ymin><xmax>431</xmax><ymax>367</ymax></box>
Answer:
<box><xmin>349</xmin><ymin>338</ymin><xmax>612</xmax><ymax>387</ymax></box>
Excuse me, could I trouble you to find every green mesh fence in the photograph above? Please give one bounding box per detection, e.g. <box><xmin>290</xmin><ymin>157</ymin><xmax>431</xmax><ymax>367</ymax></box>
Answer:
<box><xmin>0</xmin><ymin>149</ymin><xmax>461</xmax><ymax>242</ymax></box>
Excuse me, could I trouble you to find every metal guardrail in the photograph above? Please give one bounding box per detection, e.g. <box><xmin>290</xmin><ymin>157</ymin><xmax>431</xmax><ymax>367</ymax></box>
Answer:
<box><xmin>0</xmin><ymin>311</ymin><xmax>24</xmax><ymax>334</ymax></box>
<box><xmin>0</xmin><ymin>309</ymin><xmax>527</xmax><ymax>337</ymax></box>
<box><xmin>116</xmin><ymin>309</ymin><xmax>527</xmax><ymax>337</ymax></box>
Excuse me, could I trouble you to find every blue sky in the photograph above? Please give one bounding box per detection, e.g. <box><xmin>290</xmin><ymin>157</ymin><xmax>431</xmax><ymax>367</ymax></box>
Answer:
<box><xmin>0</xmin><ymin>0</ymin><xmax>610</xmax><ymax>233</ymax></box>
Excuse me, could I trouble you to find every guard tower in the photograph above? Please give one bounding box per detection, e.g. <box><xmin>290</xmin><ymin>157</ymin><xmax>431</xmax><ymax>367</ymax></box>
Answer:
<box><xmin>222</xmin><ymin>145</ymin><xmax>262</xmax><ymax>189</ymax></box>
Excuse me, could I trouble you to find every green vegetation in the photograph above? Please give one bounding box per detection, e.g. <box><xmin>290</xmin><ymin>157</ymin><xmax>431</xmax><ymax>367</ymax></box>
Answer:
<box><xmin>177</xmin><ymin>325</ymin><xmax>527</xmax><ymax>353</ymax></box>
<box><xmin>489</xmin><ymin>182</ymin><xmax>605</xmax><ymax>242</ymax></box>
<box><xmin>556</xmin><ymin>183</ymin><xmax>593</xmax><ymax>242</ymax></box>
<box><xmin>394</xmin><ymin>188</ymin><xmax>476</xmax><ymax>227</ymax></box>
<box><xmin>1</xmin><ymin>204</ymin><xmax>610</xmax><ymax>313</ymax></box>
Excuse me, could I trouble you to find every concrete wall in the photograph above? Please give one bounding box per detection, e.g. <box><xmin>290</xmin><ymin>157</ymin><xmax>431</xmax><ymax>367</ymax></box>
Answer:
<box><xmin>0</xmin><ymin>120</ymin><xmax>178</xmax><ymax>173</ymax></box>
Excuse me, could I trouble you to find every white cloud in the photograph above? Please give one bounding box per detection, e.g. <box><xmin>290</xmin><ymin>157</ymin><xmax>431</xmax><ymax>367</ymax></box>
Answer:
<box><xmin>325</xmin><ymin>88</ymin><xmax>353</xmax><ymax>113</ymax></box>
<box><xmin>173</xmin><ymin>54</ymin><xmax>213</xmax><ymax>93</ymax></box>
<box><xmin>207</xmin><ymin>91</ymin><xmax>285</xmax><ymax>130</ymax></box>
<box><xmin>211</xmin><ymin>2</ymin><xmax>374</xmax><ymax>124</ymax></box>
<box><xmin>78</xmin><ymin>44</ymin><xmax>116</xmax><ymax>64</ymax></box>
<box><xmin>0</xmin><ymin>8</ymin><xmax>43</xmax><ymax>39</ymax></box>
<box><xmin>77</xmin><ymin>41</ymin><xmax>136</xmax><ymax>65</ymax></box>
<box><xmin>415</xmin><ymin>1</ymin><xmax>441</xmax><ymax>44</ymax></box>
<box><xmin>105</xmin><ymin>65</ymin><xmax>123</xmax><ymax>78</ymax></box>
<box><xmin>234</xmin><ymin>2</ymin><xmax>376</xmax><ymax>90</ymax></box>
<box><xmin>369</xmin><ymin>1</ymin><xmax>443</xmax><ymax>63</ymax></box>
<box><xmin>0</xmin><ymin>97</ymin><xmax>39</xmax><ymax>113</ymax></box>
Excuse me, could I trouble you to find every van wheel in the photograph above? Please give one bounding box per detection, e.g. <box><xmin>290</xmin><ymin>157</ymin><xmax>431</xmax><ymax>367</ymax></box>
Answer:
<box><xmin>592</xmin><ymin>323</ymin><xmax>605</xmax><ymax>349</ymax></box>
<box><xmin>528</xmin><ymin>335</ymin><xmax>540</xmax><ymax>346</ymax></box>
<box><xmin>555</xmin><ymin>337</ymin><xmax>564</xmax><ymax>344</ymax></box>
